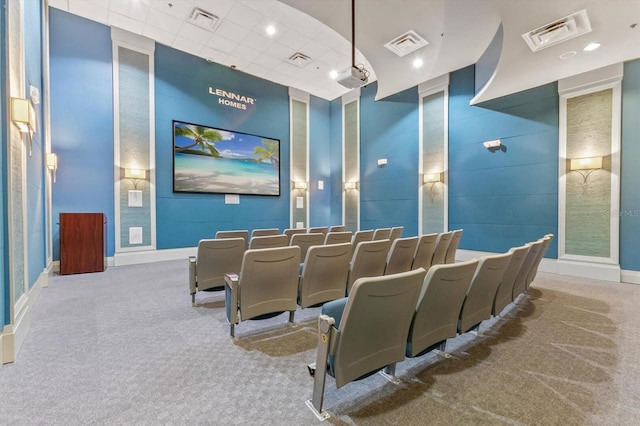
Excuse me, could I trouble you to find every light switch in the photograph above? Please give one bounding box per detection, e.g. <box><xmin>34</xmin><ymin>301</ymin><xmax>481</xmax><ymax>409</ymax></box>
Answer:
<box><xmin>318</xmin><ymin>180</ymin><xmax>324</xmax><ymax>190</ymax></box>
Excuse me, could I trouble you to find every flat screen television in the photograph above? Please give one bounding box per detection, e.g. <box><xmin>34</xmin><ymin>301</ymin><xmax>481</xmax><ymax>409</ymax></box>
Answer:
<box><xmin>173</xmin><ymin>120</ymin><xmax>280</xmax><ymax>196</ymax></box>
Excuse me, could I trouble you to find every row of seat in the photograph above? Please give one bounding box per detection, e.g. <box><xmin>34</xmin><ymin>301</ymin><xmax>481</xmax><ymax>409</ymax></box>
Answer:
<box><xmin>306</xmin><ymin>234</ymin><xmax>553</xmax><ymax>418</ymax></box>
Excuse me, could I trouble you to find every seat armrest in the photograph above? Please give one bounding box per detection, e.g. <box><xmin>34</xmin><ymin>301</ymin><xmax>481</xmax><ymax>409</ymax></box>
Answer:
<box><xmin>321</xmin><ymin>297</ymin><xmax>348</xmax><ymax>329</ymax></box>
<box><xmin>225</xmin><ymin>273</ymin><xmax>240</xmax><ymax>325</ymax></box>
<box><xmin>189</xmin><ymin>257</ymin><xmax>197</xmax><ymax>295</ymax></box>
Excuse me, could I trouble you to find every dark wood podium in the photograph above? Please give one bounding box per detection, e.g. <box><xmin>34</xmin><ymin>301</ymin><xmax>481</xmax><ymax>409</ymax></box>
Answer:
<box><xmin>60</xmin><ymin>213</ymin><xmax>107</xmax><ymax>275</ymax></box>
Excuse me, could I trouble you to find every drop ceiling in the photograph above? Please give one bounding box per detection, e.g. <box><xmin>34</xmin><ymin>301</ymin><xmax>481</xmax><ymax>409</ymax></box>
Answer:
<box><xmin>49</xmin><ymin>0</ymin><xmax>640</xmax><ymax>103</ymax></box>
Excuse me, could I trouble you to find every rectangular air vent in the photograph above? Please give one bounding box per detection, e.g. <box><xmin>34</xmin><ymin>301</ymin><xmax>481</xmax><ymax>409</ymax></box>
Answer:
<box><xmin>384</xmin><ymin>30</ymin><xmax>429</xmax><ymax>57</ymax></box>
<box><xmin>522</xmin><ymin>9</ymin><xmax>591</xmax><ymax>52</ymax></box>
<box><xmin>190</xmin><ymin>7</ymin><xmax>219</xmax><ymax>30</ymax></box>
<box><xmin>288</xmin><ymin>52</ymin><xmax>311</xmax><ymax>68</ymax></box>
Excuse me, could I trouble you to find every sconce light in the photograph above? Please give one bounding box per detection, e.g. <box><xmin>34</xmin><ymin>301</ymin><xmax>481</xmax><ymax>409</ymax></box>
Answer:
<box><xmin>293</xmin><ymin>181</ymin><xmax>308</xmax><ymax>190</ymax></box>
<box><xmin>344</xmin><ymin>181</ymin><xmax>357</xmax><ymax>191</ymax></box>
<box><xmin>569</xmin><ymin>156</ymin><xmax>603</xmax><ymax>193</ymax></box>
<box><xmin>46</xmin><ymin>153</ymin><xmax>58</xmax><ymax>183</ymax></box>
<box><xmin>124</xmin><ymin>168</ymin><xmax>146</xmax><ymax>189</ymax></box>
<box><xmin>11</xmin><ymin>97</ymin><xmax>37</xmax><ymax>156</ymax></box>
<box><xmin>483</xmin><ymin>139</ymin><xmax>501</xmax><ymax>150</ymax></box>
<box><xmin>423</xmin><ymin>172</ymin><xmax>444</xmax><ymax>202</ymax></box>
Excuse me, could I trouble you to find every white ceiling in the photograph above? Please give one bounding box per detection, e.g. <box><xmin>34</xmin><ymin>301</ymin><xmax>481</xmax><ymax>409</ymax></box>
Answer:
<box><xmin>49</xmin><ymin>0</ymin><xmax>640</xmax><ymax>103</ymax></box>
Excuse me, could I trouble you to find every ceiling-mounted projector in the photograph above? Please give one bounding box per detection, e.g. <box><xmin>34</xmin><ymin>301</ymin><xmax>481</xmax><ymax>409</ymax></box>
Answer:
<box><xmin>337</xmin><ymin>66</ymin><xmax>369</xmax><ymax>89</ymax></box>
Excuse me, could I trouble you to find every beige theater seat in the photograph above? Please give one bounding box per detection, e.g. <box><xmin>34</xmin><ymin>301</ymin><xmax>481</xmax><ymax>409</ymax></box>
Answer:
<box><xmin>444</xmin><ymin>229</ymin><xmax>463</xmax><ymax>263</ymax></box>
<box><xmin>385</xmin><ymin>236</ymin><xmax>419</xmax><ymax>275</ymax></box>
<box><xmin>283</xmin><ymin>228</ymin><xmax>307</xmax><ymax>243</ymax></box>
<box><xmin>346</xmin><ymin>239</ymin><xmax>391</xmax><ymax>295</ymax></box>
<box><xmin>215</xmin><ymin>230</ymin><xmax>249</xmax><ymax>249</ymax></box>
<box><xmin>492</xmin><ymin>244</ymin><xmax>531</xmax><ymax>316</ymax></box>
<box><xmin>298</xmin><ymin>243</ymin><xmax>352</xmax><ymax>308</ymax></box>
<box><xmin>372</xmin><ymin>227</ymin><xmax>391</xmax><ymax>240</ymax></box>
<box><xmin>248</xmin><ymin>234</ymin><xmax>288</xmax><ymax>250</ymax></box>
<box><xmin>350</xmin><ymin>230</ymin><xmax>374</xmax><ymax>255</ymax></box>
<box><xmin>406</xmin><ymin>259</ymin><xmax>478</xmax><ymax>358</ymax></box>
<box><xmin>525</xmin><ymin>234</ymin><xmax>554</xmax><ymax>291</ymax></box>
<box><xmin>306</xmin><ymin>268</ymin><xmax>426</xmax><ymax>418</ymax></box>
<box><xmin>251</xmin><ymin>228</ymin><xmax>280</xmax><ymax>238</ymax></box>
<box><xmin>411</xmin><ymin>233</ymin><xmax>438</xmax><ymax>271</ymax></box>
<box><xmin>189</xmin><ymin>238</ymin><xmax>245</xmax><ymax>305</ymax></box>
<box><xmin>389</xmin><ymin>226</ymin><xmax>404</xmax><ymax>242</ymax></box>
<box><xmin>290</xmin><ymin>233</ymin><xmax>325</xmax><ymax>263</ymax></box>
<box><xmin>323</xmin><ymin>231</ymin><xmax>352</xmax><ymax>245</ymax></box>
<box><xmin>512</xmin><ymin>239</ymin><xmax>544</xmax><ymax>299</ymax></box>
<box><xmin>431</xmin><ymin>231</ymin><xmax>453</xmax><ymax>265</ymax></box>
<box><xmin>458</xmin><ymin>252</ymin><xmax>513</xmax><ymax>334</ymax></box>
<box><xmin>225</xmin><ymin>246</ymin><xmax>301</xmax><ymax>338</ymax></box>
<box><xmin>308</xmin><ymin>226</ymin><xmax>329</xmax><ymax>236</ymax></box>
<box><xmin>329</xmin><ymin>225</ymin><xmax>346</xmax><ymax>232</ymax></box>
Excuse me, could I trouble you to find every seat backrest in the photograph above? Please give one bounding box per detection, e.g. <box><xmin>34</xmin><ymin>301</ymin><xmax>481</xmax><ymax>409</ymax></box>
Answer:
<box><xmin>347</xmin><ymin>239</ymin><xmax>391</xmax><ymax>294</ymax></box>
<box><xmin>444</xmin><ymin>229</ymin><xmax>463</xmax><ymax>264</ymax></box>
<box><xmin>329</xmin><ymin>225</ymin><xmax>346</xmax><ymax>232</ymax></box>
<box><xmin>407</xmin><ymin>259</ymin><xmax>478</xmax><ymax>357</ymax></box>
<box><xmin>238</xmin><ymin>246</ymin><xmax>301</xmax><ymax>320</ymax></box>
<box><xmin>290</xmin><ymin>233</ymin><xmax>325</xmax><ymax>262</ymax></box>
<box><xmin>385</xmin><ymin>236</ymin><xmax>419</xmax><ymax>275</ymax></box>
<box><xmin>283</xmin><ymin>228</ymin><xmax>307</xmax><ymax>244</ymax></box>
<box><xmin>332</xmin><ymin>268</ymin><xmax>427</xmax><ymax>388</ymax></box>
<box><xmin>251</xmin><ymin>228</ymin><xmax>280</xmax><ymax>238</ymax></box>
<box><xmin>215</xmin><ymin>230</ymin><xmax>249</xmax><ymax>249</ymax></box>
<box><xmin>351</xmin><ymin>230</ymin><xmax>374</xmax><ymax>250</ymax></box>
<box><xmin>458</xmin><ymin>252</ymin><xmax>513</xmax><ymax>333</ymax></box>
<box><xmin>324</xmin><ymin>231</ymin><xmax>353</xmax><ymax>245</ymax></box>
<box><xmin>372</xmin><ymin>228</ymin><xmax>391</xmax><ymax>240</ymax></box>
<box><xmin>308</xmin><ymin>226</ymin><xmax>329</xmax><ymax>236</ymax></box>
<box><xmin>431</xmin><ymin>231</ymin><xmax>453</xmax><ymax>265</ymax></box>
<box><xmin>526</xmin><ymin>234</ymin><xmax>554</xmax><ymax>288</ymax></box>
<box><xmin>248</xmin><ymin>234</ymin><xmax>288</xmax><ymax>250</ymax></box>
<box><xmin>389</xmin><ymin>226</ymin><xmax>404</xmax><ymax>242</ymax></box>
<box><xmin>492</xmin><ymin>244</ymin><xmax>531</xmax><ymax>316</ymax></box>
<box><xmin>195</xmin><ymin>238</ymin><xmax>246</xmax><ymax>291</ymax></box>
<box><xmin>411</xmin><ymin>233</ymin><xmax>438</xmax><ymax>271</ymax></box>
<box><xmin>298</xmin><ymin>243</ymin><xmax>352</xmax><ymax>308</ymax></box>
<box><xmin>512</xmin><ymin>239</ymin><xmax>544</xmax><ymax>299</ymax></box>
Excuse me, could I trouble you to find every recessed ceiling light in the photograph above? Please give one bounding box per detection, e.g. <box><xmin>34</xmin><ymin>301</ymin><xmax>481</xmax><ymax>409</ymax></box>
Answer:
<box><xmin>329</xmin><ymin>70</ymin><xmax>338</xmax><ymax>79</ymax></box>
<box><xmin>266</xmin><ymin>25</ymin><xmax>276</xmax><ymax>36</ymax></box>
<box><xmin>412</xmin><ymin>58</ymin><xmax>423</xmax><ymax>68</ymax></box>
<box><xmin>583</xmin><ymin>42</ymin><xmax>601</xmax><ymax>51</ymax></box>
<box><xmin>559</xmin><ymin>50</ymin><xmax>577</xmax><ymax>59</ymax></box>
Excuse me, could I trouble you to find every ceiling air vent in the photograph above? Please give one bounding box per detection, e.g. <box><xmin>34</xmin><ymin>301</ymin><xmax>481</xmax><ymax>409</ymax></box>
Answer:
<box><xmin>522</xmin><ymin>9</ymin><xmax>591</xmax><ymax>52</ymax></box>
<box><xmin>288</xmin><ymin>52</ymin><xmax>311</xmax><ymax>68</ymax></box>
<box><xmin>190</xmin><ymin>8</ymin><xmax>219</xmax><ymax>30</ymax></box>
<box><xmin>384</xmin><ymin>30</ymin><xmax>429</xmax><ymax>57</ymax></box>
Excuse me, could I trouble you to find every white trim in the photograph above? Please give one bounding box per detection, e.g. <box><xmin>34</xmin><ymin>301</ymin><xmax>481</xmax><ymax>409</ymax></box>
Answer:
<box><xmin>52</xmin><ymin>257</ymin><xmax>115</xmax><ymax>273</ymax></box>
<box><xmin>341</xmin><ymin>87</ymin><xmax>361</xmax><ymax>105</ymax></box>
<box><xmin>112</xmin><ymin>39</ymin><xmax>122</xmax><ymax>251</ymax></box>
<box><xmin>288</xmin><ymin>95</ymin><xmax>310</xmax><ymax>228</ymax></box>
<box><xmin>558</xmin><ymin>64</ymin><xmax>622</xmax><ymax>266</ymax></box>
<box><xmin>113</xmin><ymin>247</ymin><xmax>196</xmax><ymax>266</ymax></box>
<box><xmin>42</xmin><ymin>0</ymin><xmax>53</xmax><ymax>265</ymax></box>
<box><xmin>418</xmin><ymin>73</ymin><xmax>449</xmax><ymax>98</ymax></box>
<box><xmin>110</xmin><ymin>27</ymin><xmax>155</xmax><ymax>54</ymax></box>
<box><xmin>341</xmin><ymin>95</ymin><xmax>360</xmax><ymax>230</ymax></box>
<box><xmin>556</xmin><ymin>259</ymin><xmax>620</xmax><ymax>282</ymax></box>
<box><xmin>621</xmin><ymin>270</ymin><xmax>640</xmax><ymax>285</ymax></box>
<box><xmin>288</xmin><ymin>87</ymin><xmax>310</xmax><ymax>103</ymax></box>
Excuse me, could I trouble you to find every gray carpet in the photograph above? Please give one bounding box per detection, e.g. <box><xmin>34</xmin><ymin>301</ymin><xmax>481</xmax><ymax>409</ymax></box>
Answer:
<box><xmin>0</xmin><ymin>260</ymin><xmax>638</xmax><ymax>425</ymax></box>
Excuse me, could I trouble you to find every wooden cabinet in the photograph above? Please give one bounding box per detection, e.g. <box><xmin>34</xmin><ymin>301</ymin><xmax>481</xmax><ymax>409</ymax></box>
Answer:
<box><xmin>60</xmin><ymin>213</ymin><xmax>107</xmax><ymax>275</ymax></box>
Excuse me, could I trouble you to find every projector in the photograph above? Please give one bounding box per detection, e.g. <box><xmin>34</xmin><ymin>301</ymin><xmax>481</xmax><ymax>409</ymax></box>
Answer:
<box><xmin>337</xmin><ymin>66</ymin><xmax>369</xmax><ymax>89</ymax></box>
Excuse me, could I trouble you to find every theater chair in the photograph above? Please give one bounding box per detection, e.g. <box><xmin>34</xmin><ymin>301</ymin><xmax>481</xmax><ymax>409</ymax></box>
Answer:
<box><xmin>283</xmin><ymin>228</ymin><xmax>307</xmax><ymax>244</ymax></box>
<box><xmin>444</xmin><ymin>229</ymin><xmax>463</xmax><ymax>264</ymax></box>
<box><xmin>189</xmin><ymin>238</ymin><xmax>245</xmax><ymax>305</ymax></box>
<box><xmin>298</xmin><ymin>243</ymin><xmax>352</xmax><ymax>308</ymax></box>
<box><xmin>248</xmin><ymin>234</ymin><xmax>288</xmax><ymax>250</ymax></box>
<box><xmin>329</xmin><ymin>225</ymin><xmax>346</xmax><ymax>232</ymax></box>
<box><xmin>323</xmin><ymin>231</ymin><xmax>352</xmax><ymax>245</ymax></box>
<box><xmin>411</xmin><ymin>233</ymin><xmax>438</xmax><ymax>271</ymax></box>
<box><xmin>492</xmin><ymin>244</ymin><xmax>531</xmax><ymax>317</ymax></box>
<box><xmin>215</xmin><ymin>230</ymin><xmax>249</xmax><ymax>249</ymax></box>
<box><xmin>372</xmin><ymin>227</ymin><xmax>391</xmax><ymax>240</ymax></box>
<box><xmin>346</xmin><ymin>239</ymin><xmax>391</xmax><ymax>295</ymax></box>
<box><xmin>250</xmin><ymin>228</ymin><xmax>280</xmax><ymax>238</ymax></box>
<box><xmin>306</xmin><ymin>269</ymin><xmax>426</xmax><ymax>419</ymax></box>
<box><xmin>225</xmin><ymin>246</ymin><xmax>300</xmax><ymax>338</ymax></box>
<box><xmin>290</xmin><ymin>233</ymin><xmax>325</xmax><ymax>263</ymax></box>
<box><xmin>431</xmin><ymin>231</ymin><xmax>453</xmax><ymax>265</ymax></box>
<box><xmin>525</xmin><ymin>234</ymin><xmax>554</xmax><ymax>291</ymax></box>
<box><xmin>385</xmin><ymin>236</ymin><xmax>419</xmax><ymax>275</ymax></box>
<box><xmin>389</xmin><ymin>226</ymin><xmax>404</xmax><ymax>242</ymax></box>
<box><xmin>512</xmin><ymin>239</ymin><xmax>544</xmax><ymax>300</ymax></box>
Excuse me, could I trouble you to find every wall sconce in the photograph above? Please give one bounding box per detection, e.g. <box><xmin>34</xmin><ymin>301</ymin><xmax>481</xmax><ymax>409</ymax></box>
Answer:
<box><xmin>46</xmin><ymin>153</ymin><xmax>58</xmax><ymax>183</ymax></box>
<box><xmin>423</xmin><ymin>172</ymin><xmax>444</xmax><ymax>202</ymax></box>
<box><xmin>124</xmin><ymin>168</ymin><xmax>146</xmax><ymax>189</ymax></box>
<box><xmin>344</xmin><ymin>181</ymin><xmax>357</xmax><ymax>191</ymax></box>
<box><xmin>293</xmin><ymin>181</ymin><xmax>308</xmax><ymax>190</ymax></box>
<box><xmin>483</xmin><ymin>139</ymin><xmax>501</xmax><ymax>151</ymax></box>
<box><xmin>11</xmin><ymin>97</ymin><xmax>37</xmax><ymax>156</ymax></box>
<box><xmin>569</xmin><ymin>156</ymin><xmax>603</xmax><ymax>193</ymax></box>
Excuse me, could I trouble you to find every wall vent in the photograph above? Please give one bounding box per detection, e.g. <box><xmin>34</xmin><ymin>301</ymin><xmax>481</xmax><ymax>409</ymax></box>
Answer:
<box><xmin>190</xmin><ymin>8</ymin><xmax>219</xmax><ymax>30</ymax></box>
<box><xmin>288</xmin><ymin>52</ymin><xmax>312</xmax><ymax>68</ymax></box>
<box><xmin>384</xmin><ymin>30</ymin><xmax>429</xmax><ymax>57</ymax></box>
<box><xmin>522</xmin><ymin>10</ymin><xmax>591</xmax><ymax>52</ymax></box>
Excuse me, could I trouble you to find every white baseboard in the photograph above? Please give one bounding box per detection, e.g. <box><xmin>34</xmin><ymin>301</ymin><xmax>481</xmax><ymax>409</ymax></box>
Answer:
<box><xmin>52</xmin><ymin>257</ymin><xmax>115</xmax><ymax>273</ymax></box>
<box><xmin>457</xmin><ymin>248</ymin><xmax>637</xmax><ymax>284</ymax></box>
<box><xmin>113</xmin><ymin>247</ymin><xmax>196</xmax><ymax>266</ymax></box>
<box><xmin>0</xmin><ymin>331</ymin><xmax>3</xmax><ymax>366</ymax></box>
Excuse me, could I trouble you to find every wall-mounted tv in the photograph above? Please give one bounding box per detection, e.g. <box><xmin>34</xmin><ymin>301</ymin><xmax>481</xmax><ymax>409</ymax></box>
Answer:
<box><xmin>173</xmin><ymin>120</ymin><xmax>280</xmax><ymax>196</ymax></box>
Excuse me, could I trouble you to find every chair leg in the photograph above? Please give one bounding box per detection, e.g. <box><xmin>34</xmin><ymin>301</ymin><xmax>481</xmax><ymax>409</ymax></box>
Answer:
<box><xmin>289</xmin><ymin>310</ymin><xmax>295</xmax><ymax>324</ymax></box>
<box><xmin>380</xmin><ymin>363</ymin><xmax>401</xmax><ymax>385</ymax></box>
<box><xmin>435</xmin><ymin>341</ymin><xmax>452</xmax><ymax>358</ymax></box>
<box><xmin>230</xmin><ymin>324</ymin><xmax>235</xmax><ymax>338</ymax></box>
<box><xmin>191</xmin><ymin>293</ymin><xmax>195</xmax><ymax>306</ymax></box>
<box><xmin>306</xmin><ymin>315</ymin><xmax>334</xmax><ymax>421</ymax></box>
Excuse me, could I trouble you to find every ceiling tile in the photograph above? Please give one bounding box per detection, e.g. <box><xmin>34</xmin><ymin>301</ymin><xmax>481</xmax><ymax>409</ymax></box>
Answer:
<box><xmin>215</xmin><ymin>19</ymin><xmax>250</xmax><ymax>42</ymax></box>
<box><xmin>142</xmin><ymin>25</ymin><xmax>177</xmax><ymax>47</ymax></box>
<box><xmin>224</xmin><ymin>56</ymin><xmax>251</xmax><ymax>70</ymax></box>
<box><xmin>253</xmin><ymin>53</ymin><xmax>281</xmax><ymax>70</ymax></box>
<box><xmin>243</xmin><ymin>62</ymin><xmax>271</xmax><ymax>78</ymax></box>
<box><xmin>274</xmin><ymin>61</ymin><xmax>301</xmax><ymax>77</ymax></box>
<box><xmin>299</xmin><ymin>39</ymin><xmax>331</xmax><ymax>59</ymax></box>
<box><xmin>242</xmin><ymin>31</ymin><xmax>275</xmax><ymax>52</ymax></box>
<box><xmin>68</xmin><ymin>0</ymin><xmax>108</xmax><ymax>23</ymax></box>
<box><xmin>149</xmin><ymin>0</ymin><xmax>193</xmax><ymax>20</ymax></box>
<box><xmin>207</xmin><ymin>34</ymin><xmax>239</xmax><ymax>54</ymax></box>
<box><xmin>193</xmin><ymin>0</ymin><xmax>236</xmax><ymax>19</ymax></box>
<box><xmin>232</xmin><ymin>44</ymin><xmax>262</xmax><ymax>62</ymax></box>
<box><xmin>264</xmin><ymin>43</ymin><xmax>296</xmax><ymax>62</ymax></box>
<box><xmin>48</xmin><ymin>0</ymin><xmax>69</xmax><ymax>11</ymax></box>
<box><xmin>224</xmin><ymin>2</ymin><xmax>264</xmax><ymax>29</ymax></box>
<box><xmin>84</xmin><ymin>0</ymin><xmax>110</xmax><ymax>6</ymax></box>
<box><xmin>172</xmin><ymin>36</ymin><xmax>204</xmax><ymax>58</ymax></box>
<box><xmin>277</xmin><ymin>29</ymin><xmax>311</xmax><ymax>52</ymax></box>
<box><xmin>178</xmin><ymin>22</ymin><xmax>215</xmax><ymax>44</ymax></box>
<box><xmin>109</xmin><ymin>0</ymin><xmax>149</xmax><ymax>22</ymax></box>
<box><xmin>108</xmin><ymin>12</ymin><xmax>144</xmax><ymax>34</ymax></box>
<box><xmin>200</xmin><ymin>47</ymin><xmax>228</xmax><ymax>64</ymax></box>
<box><xmin>145</xmin><ymin>8</ymin><xmax>183</xmax><ymax>35</ymax></box>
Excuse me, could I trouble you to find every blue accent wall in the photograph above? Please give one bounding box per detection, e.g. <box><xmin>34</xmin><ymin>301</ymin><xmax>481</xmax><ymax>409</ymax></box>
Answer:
<box><xmin>309</xmin><ymin>95</ymin><xmax>331</xmax><ymax>226</ymax></box>
<box><xmin>620</xmin><ymin>59</ymin><xmax>640</xmax><ymax>271</ymax></box>
<box><xmin>49</xmin><ymin>9</ymin><xmax>114</xmax><ymax>258</ymax></box>
<box><xmin>359</xmin><ymin>82</ymin><xmax>419</xmax><ymax>235</ymax></box>
<box><xmin>24</xmin><ymin>0</ymin><xmax>45</xmax><ymax>285</ymax></box>
<box><xmin>155</xmin><ymin>45</ymin><xmax>290</xmax><ymax>248</ymax></box>
<box><xmin>329</xmin><ymin>98</ymin><xmax>343</xmax><ymax>226</ymax></box>
<box><xmin>1</xmin><ymin>0</ymin><xmax>7</xmax><ymax>326</ymax></box>
<box><xmin>449</xmin><ymin>65</ymin><xmax>559</xmax><ymax>257</ymax></box>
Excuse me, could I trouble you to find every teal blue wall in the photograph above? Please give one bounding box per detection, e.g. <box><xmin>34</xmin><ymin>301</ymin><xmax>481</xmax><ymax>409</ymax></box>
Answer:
<box><xmin>1</xmin><ymin>0</ymin><xmax>7</xmax><ymax>326</ymax></box>
<box><xmin>309</xmin><ymin>95</ymin><xmax>332</xmax><ymax>226</ymax></box>
<box><xmin>24</xmin><ymin>0</ymin><xmax>45</xmax><ymax>286</ymax></box>
<box><xmin>621</xmin><ymin>60</ymin><xmax>640</xmax><ymax>270</ymax></box>
<box><xmin>49</xmin><ymin>9</ymin><xmax>114</xmax><ymax>259</ymax></box>
<box><xmin>329</xmin><ymin>99</ymin><xmax>342</xmax><ymax>226</ymax></box>
<box><xmin>359</xmin><ymin>82</ymin><xmax>419</xmax><ymax>235</ymax></box>
<box><xmin>448</xmin><ymin>65</ymin><xmax>559</xmax><ymax>256</ymax></box>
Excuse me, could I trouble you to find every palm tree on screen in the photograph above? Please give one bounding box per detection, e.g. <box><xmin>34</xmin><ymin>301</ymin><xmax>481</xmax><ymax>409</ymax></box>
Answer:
<box><xmin>174</xmin><ymin>125</ymin><xmax>222</xmax><ymax>157</ymax></box>
<box><xmin>253</xmin><ymin>139</ymin><xmax>279</xmax><ymax>170</ymax></box>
